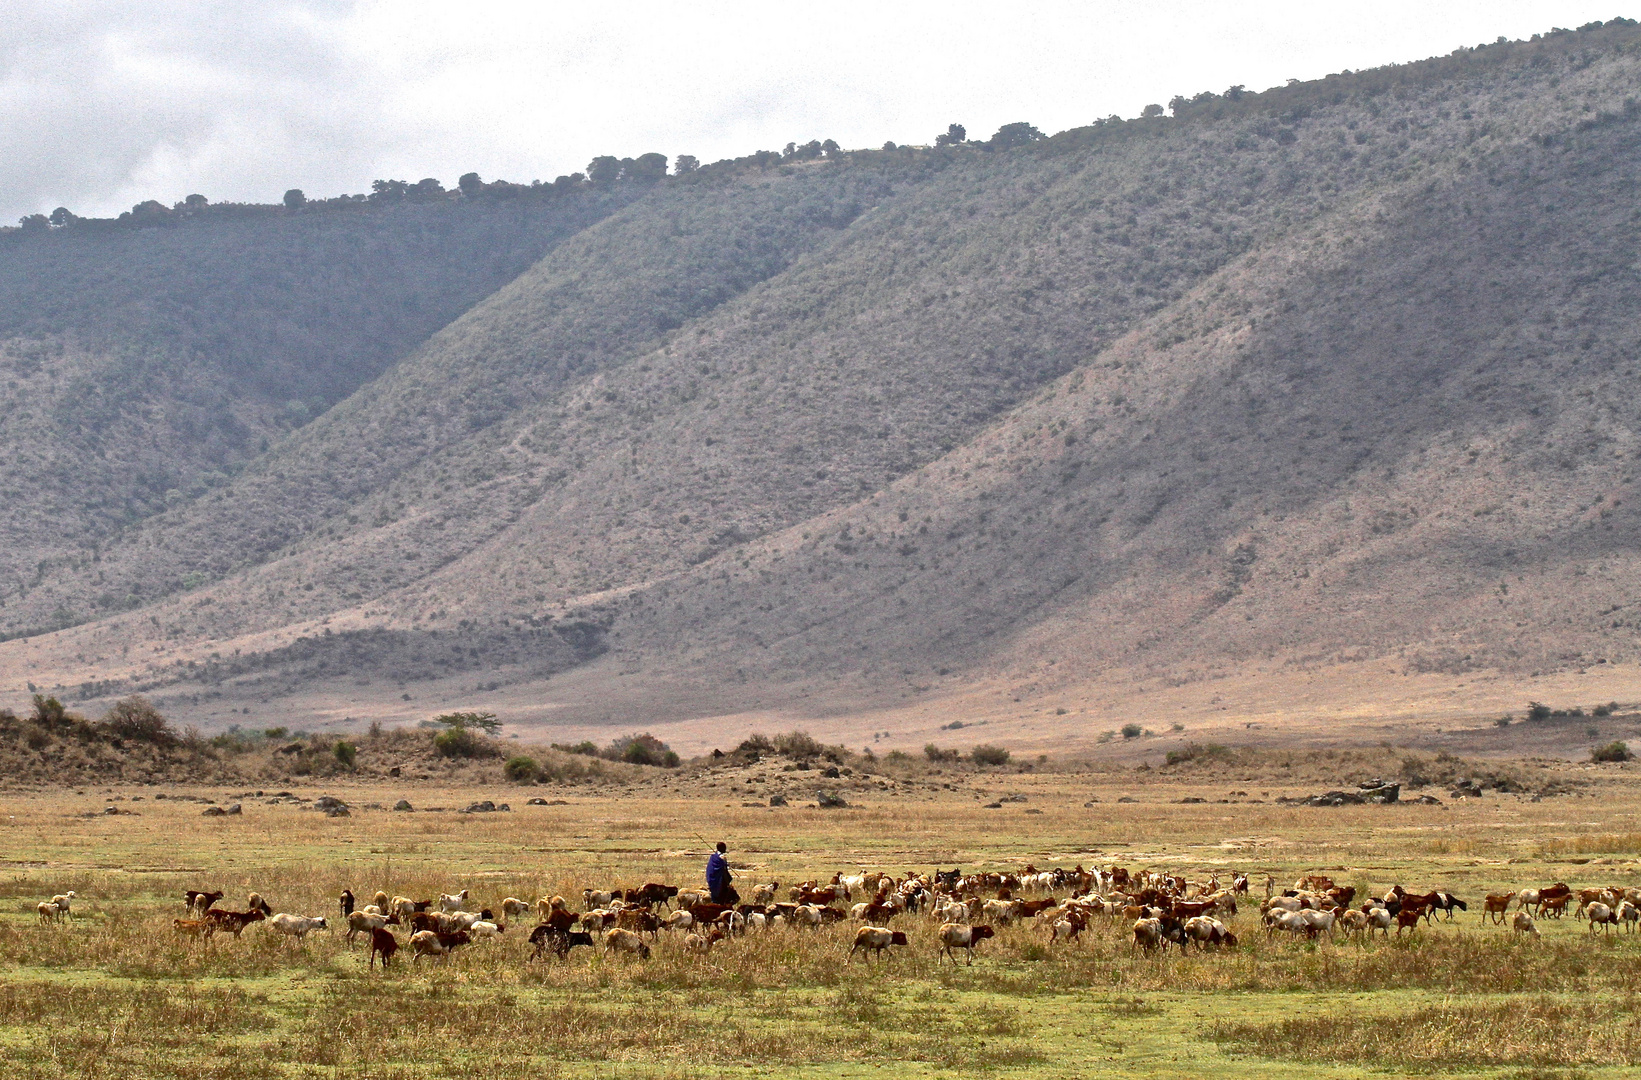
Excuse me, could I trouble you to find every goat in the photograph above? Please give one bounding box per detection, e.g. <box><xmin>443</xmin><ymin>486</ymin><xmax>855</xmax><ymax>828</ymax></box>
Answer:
<box><xmin>938</xmin><ymin>922</ymin><xmax>994</xmax><ymax>964</ymax></box>
<box><xmin>437</xmin><ymin>890</ymin><xmax>470</xmax><ymax>914</ymax></box>
<box><xmin>173</xmin><ymin>917</ymin><xmax>216</xmax><ymax>940</ymax></box>
<box><xmin>269</xmin><ymin>914</ymin><xmax>328</xmax><ymax>941</ymax></box>
<box><xmin>850</xmin><ymin>926</ymin><xmax>907</xmax><ymax>962</ymax></box>
<box><xmin>368</xmin><ymin>927</ymin><xmax>398</xmax><ymax>968</ymax></box>
<box><xmin>410</xmin><ymin>929</ymin><xmax>470</xmax><ymax>963</ymax></box>
<box><xmin>604</xmin><ymin>927</ymin><xmax>651</xmax><ymax>959</ymax></box>
<box><xmin>1511</xmin><ymin>911</ymin><xmax>1540</xmax><ymax>938</ymax></box>
<box><xmin>184</xmin><ymin>890</ymin><xmax>223</xmax><ymax>915</ymax></box>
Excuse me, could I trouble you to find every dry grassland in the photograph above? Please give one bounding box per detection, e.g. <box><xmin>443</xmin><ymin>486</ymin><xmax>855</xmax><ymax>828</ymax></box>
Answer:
<box><xmin>2</xmin><ymin>765</ymin><xmax>1640</xmax><ymax>1079</ymax></box>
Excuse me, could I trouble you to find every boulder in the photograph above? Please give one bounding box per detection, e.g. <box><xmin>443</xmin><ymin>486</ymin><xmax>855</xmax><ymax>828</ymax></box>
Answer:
<box><xmin>463</xmin><ymin>800</ymin><xmax>497</xmax><ymax>814</ymax></box>
<box><xmin>394</xmin><ymin>799</ymin><xmax>414</xmax><ymax>811</ymax></box>
<box><xmin>201</xmin><ymin>806</ymin><xmax>227</xmax><ymax>817</ymax></box>
<box><xmin>325</xmin><ymin>805</ymin><xmax>350</xmax><ymax>818</ymax></box>
<box><xmin>768</xmin><ymin>794</ymin><xmax>788</xmax><ymax>807</ymax></box>
<box><xmin>314</xmin><ymin>795</ymin><xmax>348</xmax><ymax>811</ymax></box>
<box><xmin>225</xmin><ymin>803</ymin><xmax>242</xmax><ymax>815</ymax></box>
<box><xmin>526</xmin><ymin>797</ymin><xmax>548</xmax><ymax>806</ymax></box>
<box><xmin>816</xmin><ymin>791</ymin><xmax>848</xmax><ymax>809</ymax></box>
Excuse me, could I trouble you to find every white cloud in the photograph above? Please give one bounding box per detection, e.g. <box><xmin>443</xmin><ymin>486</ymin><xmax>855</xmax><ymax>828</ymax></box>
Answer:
<box><xmin>0</xmin><ymin>0</ymin><xmax>1623</xmax><ymax>221</ymax></box>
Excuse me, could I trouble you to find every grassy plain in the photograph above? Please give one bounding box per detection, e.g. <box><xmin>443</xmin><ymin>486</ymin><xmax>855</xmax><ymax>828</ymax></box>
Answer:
<box><xmin>2</xmin><ymin>764</ymin><xmax>1640</xmax><ymax>1079</ymax></box>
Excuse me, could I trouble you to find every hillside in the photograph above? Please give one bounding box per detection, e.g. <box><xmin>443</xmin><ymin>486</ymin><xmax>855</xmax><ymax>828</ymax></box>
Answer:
<box><xmin>6</xmin><ymin>23</ymin><xmax>1641</xmax><ymax>752</ymax></box>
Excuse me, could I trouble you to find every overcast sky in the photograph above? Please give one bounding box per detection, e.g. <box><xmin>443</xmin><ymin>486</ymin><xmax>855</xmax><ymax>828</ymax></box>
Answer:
<box><xmin>0</xmin><ymin>1</ymin><xmax>1627</xmax><ymax>222</ymax></box>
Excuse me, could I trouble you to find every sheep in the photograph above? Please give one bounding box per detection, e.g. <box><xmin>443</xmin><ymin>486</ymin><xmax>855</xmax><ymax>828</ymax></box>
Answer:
<box><xmin>1299</xmin><ymin>908</ymin><xmax>1337</xmax><ymax>939</ymax></box>
<box><xmin>938</xmin><ymin>922</ymin><xmax>994</xmax><ymax>964</ymax></box>
<box><xmin>269</xmin><ymin>913</ymin><xmax>328</xmax><ymax>941</ymax></box>
<box><xmin>850</xmin><ymin>925</ymin><xmax>907</xmax><ymax>962</ymax></box>
<box><xmin>184</xmin><ymin>889</ymin><xmax>223</xmax><ymax>915</ymax></box>
<box><xmin>675</xmin><ymin>889</ymin><xmax>708</xmax><ymax>909</ymax></box>
<box><xmin>535</xmin><ymin>896</ymin><xmax>568</xmax><ymax>921</ymax></box>
<box><xmin>1618</xmin><ymin>899</ymin><xmax>1639</xmax><ymax>933</ymax></box>
<box><xmin>582</xmin><ymin>889</ymin><xmax>616</xmax><ymax>909</ymax></box>
<box><xmin>1586</xmin><ymin>902</ymin><xmax>1618</xmax><ymax>934</ymax></box>
<box><xmin>410</xmin><ymin>929</ymin><xmax>470</xmax><ymax>964</ymax></box>
<box><xmin>438</xmin><ymin>890</ymin><xmax>470</xmax><ymax>914</ymax></box>
<box><xmin>345</xmin><ymin>909</ymin><xmax>399</xmax><ymax>944</ymax></box>
<box><xmin>371</xmin><ymin>891</ymin><xmax>390</xmax><ymax>911</ymax></box>
<box><xmin>467</xmin><ymin>920</ymin><xmax>504</xmax><ymax>938</ymax></box>
<box><xmin>1265</xmin><ymin>910</ymin><xmax>1311</xmax><ymax>938</ymax></box>
<box><xmin>684</xmin><ymin>931</ymin><xmax>717</xmax><ymax>955</ymax></box>
<box><xmin>604</xmin><ymin>927</ymin><xmax>651</xmax><ymax>959</ymax></box>
<box><xmin>1133</xmin><ymin>917</ymin><xmax>1165</xmax><ymax>952</ymax></box>
<box><xmin>247</xmin><ymin>893</ymin><xmax>272</xmax><ymax>916</ymax></box>
<box><xmin>45</xmin><ymin>891</ymin><xmax>76</xmax><ymax>920</ymax></box>
<box><xmin>1338</xmin><ymin>909</ymin><xmax>1370</xmax><ymax>941</ymax></box>
<box><xmin>750</xmin><ymin>883</ymin><xmax>779</xmax><ymax>906</ymax></box>
<box><xmin>1511</xmin><ymin>911</ymin><xmax>1541</xmax><ymax>938</ymax></box>
<box><xmin>662</xmin><ymin>910</ymin><xmax>695</xmax><ymax>932</ymax></box>
<box><xmin>36</xmin><ymin>901</ymin><xmax>60</xmax><ymax>924</ymax></box>
<box><xmin>500</xmin><ymin>897</ymin><xmax>532</xmax><ymax>923</ymax></box>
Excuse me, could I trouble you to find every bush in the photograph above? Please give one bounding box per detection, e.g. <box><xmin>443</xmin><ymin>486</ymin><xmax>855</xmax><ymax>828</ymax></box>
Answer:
<box><xmin>775</xmin><ymin>731</ymin><xmax>822</xmax><ymax>759</ymax></box>
<box><xmin>924</xmin><ymin>744</ymin><xmax>960</xmax><ymax>763</ymax></box>
<box><xmin>332</xmin><ymin>740</ymin><xmax>356</xmax><ymax>766</ymax></box>
<box><xmin>552</xmin><ymin>740</ymin><xmax>599</xmax><ymax>756</ymax></box>
<box><xmin>605</xmin><ymin>733</ymin><xmax>678</xmax><ymax>767</ymax></box>
<box><xmin>99</xmin><ymin>697</ymin><xmax>177</xmax><ymax>746</ymax></box>
<box><xmin>505</xmin><ymin>755</ymin><xmax>539</xmax><ymax>781</ymax></box>
<box><xmin>1165</xmin><ymin>743</ymin><xmax>1228</xmax><ymax>766</ymax></box>
<box><xmin>1494</xmin><ymin>716</ymin><xmax>1511</xmax><ymax>728</ymax></box>
<box><xmin>1121</xmin><ymin>723</ymin><xmax>1143</xmax><ymax>739</ymax></box>
<box><xmin>433</xmin><ymin>726</ymin><xmax>480</xmax><ymax>758</ymax></box>
<box><xmin>31</xmin><ymin>694</ymin><xmax>68</xmax><ymax>728</ymax></box>
<box><xmin>737</xmin><ymin>734</ymin><xmax>775</xmax><ymax>755</ymax></box>
<box><xmin>1526</xmin><ymin>702</ymin><xmax>1552</xmax><ymax>722</ymax></box>
<box><xmin>1592</xmin><ymin>741</ymin><xmax>1633</xmax><ymax>763</ymax></box>
<box><xmin>971</xmin><ymin>744</ymin><xmax>1011</xmax><ymax>766</ymax></box>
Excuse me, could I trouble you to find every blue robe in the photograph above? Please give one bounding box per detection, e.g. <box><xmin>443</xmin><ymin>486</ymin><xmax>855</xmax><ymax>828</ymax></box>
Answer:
<box><xmin>706</xmin><ymin>851</ymin><xmax>732</xmax><ymax>902</ymax></box>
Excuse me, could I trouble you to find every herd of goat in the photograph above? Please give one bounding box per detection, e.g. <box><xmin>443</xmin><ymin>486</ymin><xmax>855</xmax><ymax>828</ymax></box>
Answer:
<box><xmin>31</xmin><ymin>865</ymin><xmax>1641</xmax><ymax>968</ymax></box>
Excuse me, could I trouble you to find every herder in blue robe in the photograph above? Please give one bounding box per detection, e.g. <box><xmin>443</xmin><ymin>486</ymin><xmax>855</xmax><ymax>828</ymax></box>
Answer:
<box><xmin>706</xmin><ymin>841</ymin><xmax>734</xmax><ymax>903</ymax></box>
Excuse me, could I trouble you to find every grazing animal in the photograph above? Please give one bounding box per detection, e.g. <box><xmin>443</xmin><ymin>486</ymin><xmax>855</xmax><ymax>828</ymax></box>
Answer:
<box><xmin>1511</xmin><ymin>911</ymin><xmax>1540</xmax><ymax>938</ymax></box>
<box><xmin>269</xmin><ymin>914</ymin><xmax>328</xmax><ymax>941</ymax></box>
<box><xmin>500</xmin><ymin>897</ymin><xmax>532</xmax><ymax>923</ymax></box>
<box><xmin>750</xmin><ymin>883</ymin><xmax>779</xmax><ymax>906</ymax></box>
<box><xmin>630</xmin><ymin>883</ymin><xmax>680</xmax><ymax>909</ymax></box>
<box><xmin>368</xmin><ymin>927</ymin><xmax>398</xmax><ymax>968</ymax></box>
<box><xmin>604</xmin><ymin>927</ymin><xmax>651</xmax><ymax>959</ymax></box>
<box><xmin>173</xmin><ymin>917</ymin><xmax>216</xmax><ymax>940</ymax></box>
<box><xmin>1586</xmin><ymin>902</ymin><xmax>1618</xmax><ymax>934</ymax></box>
<box><xmin>339</xmin><ymin>889</ymin><xmax>355</xmax><ymax>918</ymax></box>
<box><xmin>1133</xmin><ymin>917</ymin><xmax>1166</xmax><ymax>952</ymax></box>
<box><xmin>528</xmin><ymin>924</ymin><xmax>593</xmax><ymax>960</ymax></box>
<box><xmin>938</xmin><ymin>922</ymin><xmax>994</xmax><ymax>964</ymax></box>
<box><xmin>535</xmin><ymin>896</ymin><xmax>568</xmax><ymax>922</ymax></box>
<box><xmin>410</xmin><ymin>929</ymin><xmax>470</xmax><ymax>963</ymax></box>
<box><xmin>1539</xmin><ymin>894</ymin><xmax>1570</xmax><ymax>919</ymax></box>
<box><xmin>204</xmin><ymin>909</ymin><xmax>266</xmax><ymax>937</ymax></box>
<box><xmin>467</xmin><ymin>920</ymin><xmax>504</xmax><ymax>938</ymax></box>
<box><xmin>438</xmin><ymin>891</ymin><xmax>470</xmax><ymax>914</ymax></box>
<box><xmin>36</xmin><ymin>901</ymin><xmax>61</xmax><ymax>923</ymax></box>
<box><xmin>371</xmin><ymin>891</ymin><xmax>390</xmax><ymax>911</ymax></box>
<box><xmin>1617</xmin><ymin>899</ymin><xmax>1640</xmax><ymax>933</ymax></box>
<box><xmin>850</xmin><ymin>926</ymin><xmax>908</xmax><ymax>961</ymax></box>
<box><xmin>1395</xmin><ymin>906</ymin><xmax>1426</xmax><ymax>935</ymax></box>
<box><xmin>1482</xmin><ymin>892</ymin><xmax>1515</xmax><ymax>925</ymax></box>
<box><xmin>185</xmin><ymin>890</ymin><xmax>223</xmax><ymax>915</ymax></box>
<box><xmin>345</xmin><ymin>909</ymin><xmax>399</xmax><ymax>944</ymax></box>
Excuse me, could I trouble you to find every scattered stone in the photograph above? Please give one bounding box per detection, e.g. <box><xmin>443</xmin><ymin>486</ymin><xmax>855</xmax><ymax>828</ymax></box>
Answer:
<box><xmin>1413</xmin><ymin>794</ymin><xmax>1443</xmax><ymax>805</ymax></box>
<box><xmin>153</xmin><ymin>793</ymin><xmax>167</xmax><ymax>800</ymax></box>
<box><xmin>547</xmin><ymin>799</ymin><xmax>569</xmax><ymax>806</ymax></box>
<box><xmin>463</xmin><ymin>801</ymin><xmax>497</xmax><ymax>814</ymax></box>
<box><xmin>526</xmin><ymin>797</ymin><xmax>548</xmax><ymax>806</ymax></box>
<box><xmin>201</xmin><ymin>806</ymin><xmax>227</xmax><ymax>817</ymax></box>
<box><xmin>816</xmin><ymin>791</ymin><xmax>848</xmax><ymax>809</ymax></box>
<box><xmin>278</xmin><ymin>742</ymin><xmax>305</xmax><ymax>755</ymax></box>
<box><xmin>388</xmin><ymin>766</ymin><xmax>401</xmax><ymax>778</ymax></box>
<box><xmin>1358</xmin><ymin>779</ymin><xmax>1401</xmax><ymax>803</ymax></box>
<box><xmin>821</xmin><ymin>765</ymin><xmax>840</xmax><ymax>779</ymax></box>
<box><xmin>394</xmin><ymin>799</ymin><xmax>414</xmax><ymax>811</ymax></box>
<box><xmin>1179</xmin><ymin>796</ymin><xmax>1207</xmax><ymax>804</ymax></box>
<box><xmin>768</xmin><ymin>794</ymin><xmax>788</xmax><ymax>807</ymax></box>
<box><xmin>1024</xmin><ymin>808</ymin><xmax>1043</xmax><ymax>814</ymax></box>
<box><xmin>103</xmin><ymin>805</ymin><xmax>119</xmax><ymax>815</ymax></box>
<box><xmin>1300</xmin><ymin>790</ymin><xmax>1366</xmax><ymax>807</ymax></box>
<box><xmin>496</xmin><ymin>804</ymin><xmax>511</xmax><ymax>812</ymax></box>
<box><xmin>1000</xmin><ymin>794</ymin><xmax>1028</xmax><ymax>803</ymax></box>
<box><xmin>983</xmin><ymin>802</ymin><xmax>1003</xmax><ymax>809</ymax></box>
<box><xmin>1117</xmin><ymin>796</ymin><xmax>1137</xmax><ymax>803</ymax></box>
<box><xmin>225</xmin><ymin>803</ymin><xmax>242</xmax><ymax>816</ymax></box>
<box><xmin>325</xmin><ymin>805</ymin><xmax>350</xmax><ymax>818</ymax></box>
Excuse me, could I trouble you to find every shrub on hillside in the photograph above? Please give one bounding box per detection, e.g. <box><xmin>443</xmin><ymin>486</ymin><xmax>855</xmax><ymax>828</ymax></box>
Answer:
<box><xmin>971</xmin><ymin>744</ymin><xmax>1011</xmax><ymax>766</ymax></box>
<box><xmin>333</xmin><ymin>740</ymin><xmax>356</xmax><ymax>767</ymax></box>
<box><xmin>1121</xmin><ymin>723</ymin><xmax>1143</xmax><ymax>740</ymax></box>
<box><xmin>775</xmin><ymin>731</ymin><xmax>822</xmax><ymax>759</ymax></box>
<box><xmin>924</xmin><ymin>744</ymin><xmax>960</xmax><ymax>763</ymax></box>
<box><xmin>604</xmin><ymin>733</ymin><xmax>679</xmax><ymax>768</ymax></box>
<box><xmin>552</xmin><ymin>740</ymin><xmax>599</xmax><ymax>757</ymax></box>
<box><xmin>433</xmin><ymin>726</ymin><xmax>480</xmax><ymax>758</ymax></box>
<box><xmin>505</xmin><ymin>755</ymin><xmax>539</xmax><ymax>781</ymax></box>
<box><xmin>99</xmin><ymin>697</ymin><xmax>178</xmax><ymax>746</ymax></box>
<box><xmin>433</xmin><ymin>711</ymin><xmax>500</xmax><ymax>734</ymax></box>
<box><xmin>1592</xmin><ymin>741</ymin><xmax>1633</xmax><ymax>763</ymax></box>
<box><xmin>1526</xmin><ymin>702</ymin><xmax>1552</xmax><ymax>722</ymax></box>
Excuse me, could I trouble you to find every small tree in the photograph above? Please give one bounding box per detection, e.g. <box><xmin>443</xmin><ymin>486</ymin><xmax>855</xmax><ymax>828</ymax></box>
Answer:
<box><xmin>1526</xmin><ymin>701</ymin><xmax>1553</xmax><ymax>722</ymax></box>
<box><xmin>433</xmin><ymin>726</ymin><xmax>480</xmax><ymax>758</ymax></box>
<box><xmin>626</xmin><ymin>153</ymin><xmax>668</xmax><ymax>183</ymax></box>
<box><xmin>673</xmin><ymin>154</ymin><xmax>700</xmax><ymax>174</ymax></box>
<box><xmin>48</xmin><ymin>206</ymin><xmax>76</xmax><ymax>226</ymax></box>
<box><xmin>505</xmin><ymin>755</ymin><xmax>539</xmax><ymax>781</ymax></box>
<box><xmin>31</xmin><ymin>694</ymin><xmax>67</xmax><ymax>728</ymax></box>
<box><xmin>586</xmin><ymin>156</ymin><xmax>621</xmax><ymax>185</ymax></box>
<box><xmin>1140</xmin><ymin>103</ymin><xmax>1164</xmax><ymax>118</ymax></box>
<box><xmin>1121</xmin><ymin>723</ymin><xmax>1143</xmax><ymax>739</ymax></box>
<box><xmin>971</xmin><ymin>744</ymin><xmax>1011</xmax><ymax>766</ymax></box>
<box><xmin>283</xmin><ymin>189</ymin><xmax>306</xmax><ymax>209</ymax></box>
<box><xmin>17</xmin><ymin>213</ymin><xmax>47</xmax><ymax>232</ymax></box>
<box><xmin>433</xmin><ymin>711</ymin><xmax>501</xmax><ymax>735</ymax></box>
<box><xmin>934</xmin><ymin>123</ymin><xmax>967</xmax><ymax>147</ymax></box>
<box><xmin>183</xmin><ymin>193</ymin><xmax>209</xmax><ymax>210</ymax></box>
<box><xmin>333</xmin><ymin>740</ymin><xmax>357</xmax><ymax>767</ymax></box>
<box><xmin>100</xmin><ymin>696</ymin><xmax>177</xmax><ymax>746</ymax></box>
<box><xmin>988</xmin><ymin>122</ymin><xmax>1043</xmax><ymax>150</ymax></box>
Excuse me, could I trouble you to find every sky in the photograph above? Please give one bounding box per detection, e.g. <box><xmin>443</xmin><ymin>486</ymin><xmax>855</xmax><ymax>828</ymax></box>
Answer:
<box><xmin>0</xmin><ymin>1</ymin><xmax>1629</xmax><ymax>222</ymax></box>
